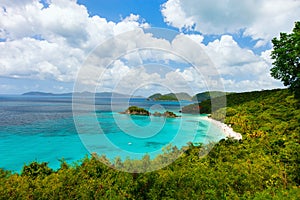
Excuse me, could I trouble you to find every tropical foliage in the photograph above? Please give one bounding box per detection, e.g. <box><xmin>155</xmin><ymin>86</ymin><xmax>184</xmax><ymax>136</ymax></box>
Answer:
<box><xmin>125</xmin><ymin>106</ymin><xmax>150</xmax><ymax>115</ymax></box>
<box><xmin>148</xmin><ymin>92</ymin><xmax>192</xmax><ymax>101</ymax></box>
<box><xmin>271</xmin><ymin>21</ymin><xmax>300</xmax><ymax>96</ymax></box>
<box><xmin>191</xmin><ymin>91</ymin><xmax>229</xmax><ymax>102</ymax></box>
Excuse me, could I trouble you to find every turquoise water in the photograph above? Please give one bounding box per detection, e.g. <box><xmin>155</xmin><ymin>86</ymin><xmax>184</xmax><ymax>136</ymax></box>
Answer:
<box><xmin>0</xmin><ymin>96</ymin><xmax>225</xmax><ymax>172</ymax></box>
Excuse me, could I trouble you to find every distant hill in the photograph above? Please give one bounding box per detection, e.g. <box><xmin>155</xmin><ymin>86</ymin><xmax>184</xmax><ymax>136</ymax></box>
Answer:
<box><xmin>192</xmin><ymin>91</ymin><xmax>229</xmax><ymax>102</ymax></box>
<box><xmin>148</xmin><ymin>92</ymin><xmax>192</xmax><ymax>101</ymax></box>
<box><xmin>22</xmin><ymin>91</ymin><xmax>140</xmax><ymax>98</ymax></box>
<box><xmin>148</xmin><ymin>93</ymin><xmax>163</xmax><ymax>100</ymax></box>
<box><xmin>22</xmin><ymin>92</ymin><xmax>72</xmax><ymax>96</ymax></box>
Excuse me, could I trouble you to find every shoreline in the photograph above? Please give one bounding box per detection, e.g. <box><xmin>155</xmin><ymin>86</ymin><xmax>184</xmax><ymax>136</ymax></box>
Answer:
<box><xmin>201</xmin><ymin>116</ymin><xmax>242</xmax><ymax>140</ymax></box>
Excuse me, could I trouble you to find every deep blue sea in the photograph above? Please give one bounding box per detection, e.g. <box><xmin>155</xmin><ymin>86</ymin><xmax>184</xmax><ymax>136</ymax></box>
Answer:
<box><xmin>0</xmin><ymin>95</ymin><xmax>225</xmax><ymax>172</ymax></box>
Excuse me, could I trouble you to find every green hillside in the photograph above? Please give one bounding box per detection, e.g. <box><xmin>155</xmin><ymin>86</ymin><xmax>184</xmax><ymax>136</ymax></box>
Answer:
<box><xmin>191</xmin><ymin>91</ymin><xmax>229</xmax><ymax>102</ymax></box>
<box><xmin>148</xmin><ymin>92</ymin><xmax>192</xmax><ymax>101</ymax></box>
<box><xmin>0</xmin><ymin>89</ymin><xmax>299</xmax><ymax>199</ymax></box>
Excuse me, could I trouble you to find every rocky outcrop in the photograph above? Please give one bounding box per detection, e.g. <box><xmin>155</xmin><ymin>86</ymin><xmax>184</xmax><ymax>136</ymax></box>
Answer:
<box><xmin>122</xmin><ymin>106</ymin><xmax>179</xmax><ymax>118</ymax></box>
<box><xmin>152</xmin><ymin>111</ymin><xmax>178</xmax><ymax>118</ymax></box>
<box><xmin>124</xmin><ymin>106</ymin><xmax>150</xmax><ymax>116</ymax></box>
<box><xmin>162</xmin><ymin>111</ymin><xmax>178</xmax><ymax>118</ymax></box>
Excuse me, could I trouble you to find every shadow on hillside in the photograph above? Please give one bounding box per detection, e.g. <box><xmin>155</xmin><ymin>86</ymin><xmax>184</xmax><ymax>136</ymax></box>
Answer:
<box><xmin>294</xmin><ymin>89</ymin><xmax>300</xmax><ymax>108</ymax></box>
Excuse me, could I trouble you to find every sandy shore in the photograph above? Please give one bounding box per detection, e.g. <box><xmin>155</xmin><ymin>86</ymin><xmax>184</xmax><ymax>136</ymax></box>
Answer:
<box><xmin>201</xmin><ymin>116</ymin><xmax>242</xmax><ymax>140</ymax></box>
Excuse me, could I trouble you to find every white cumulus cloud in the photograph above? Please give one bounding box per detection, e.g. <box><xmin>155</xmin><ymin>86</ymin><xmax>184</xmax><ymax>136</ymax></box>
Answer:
<box><xmin>161</xmin><ymin>0</ymin><xmax>300</xmax><ymax>47</ymax></box>
<box><xmin>0</xmin><ymin>0</ymin><xmax>286</xmax><ymax>95</ymax></box>
<box><xmin>0</xmin><ymin>0</ymin><xmax>149</xmax><ymax>83</ymax></box>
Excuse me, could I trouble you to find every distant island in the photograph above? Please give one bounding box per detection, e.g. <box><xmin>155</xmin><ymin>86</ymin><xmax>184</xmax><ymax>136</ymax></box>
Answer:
<box><xmin>122</xmin><ymin>106</ymin><xmax>150</xmax><ymax>116</ymax></box>
<box><xmin>121</xmin><ymin>106</ymin><xmax>179</xmax><ymax>118</ymax></box>
<box><xmin>147</xmin><ymin>92</ymin><xmax>192</xmax><ymax>101</ymax></box>
<box><xmin>22</xmin><ymin>92</ymin><xmax>71</xmax><ymax>96</ymax></box>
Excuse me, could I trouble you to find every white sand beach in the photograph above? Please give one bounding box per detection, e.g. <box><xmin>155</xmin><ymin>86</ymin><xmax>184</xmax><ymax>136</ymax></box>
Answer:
<box><xmin>201</xmin><ymin>116</ymin><xmax>242</xmax><ymax>140</ymax></box>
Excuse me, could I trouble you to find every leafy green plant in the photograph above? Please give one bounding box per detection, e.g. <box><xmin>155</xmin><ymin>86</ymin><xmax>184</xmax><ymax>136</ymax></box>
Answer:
<box><xmin>271</xmin><ymin>21</ymin><xmax>300</xmax><ymax>97</ymax></box>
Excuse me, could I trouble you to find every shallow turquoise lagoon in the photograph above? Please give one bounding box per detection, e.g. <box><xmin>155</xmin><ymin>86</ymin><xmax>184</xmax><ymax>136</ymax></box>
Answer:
<box><xmin>0</xmin><ymin>96</ymin><xmax>224</xmax><ymax>172</ymax></box>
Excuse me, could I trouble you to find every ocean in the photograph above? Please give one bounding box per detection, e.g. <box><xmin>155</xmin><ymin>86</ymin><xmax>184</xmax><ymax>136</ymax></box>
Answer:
<box><xmin>0</xmin><ymin>95</ymin><xmax>225</xmax><ymax>172</ymax></box>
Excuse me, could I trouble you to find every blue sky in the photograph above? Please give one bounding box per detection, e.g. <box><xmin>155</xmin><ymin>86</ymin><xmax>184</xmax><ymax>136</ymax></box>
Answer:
<box><xmin>77</xmin><ymin>0</ymin><xmax>167</xmax><ymax>27</ymax></box>
<box><xmin>77</xmin><ymin>0</ymin><xmax>268</xmax><ymax>53</ymax></box>
<box><xmin>0</xmin><ymin>0</ymin><xmax>299</xmax><ymax>95</ymax></box>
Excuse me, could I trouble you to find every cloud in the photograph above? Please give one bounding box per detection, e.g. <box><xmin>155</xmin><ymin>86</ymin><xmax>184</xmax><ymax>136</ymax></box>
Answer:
<box><xmin>81</xmin><ymin>32</ymin><xmax>283</xmax><ymax>95</ymax></box>
<box><xmin>202</xmin><ymin>35</ymin><xmax>283</xmax><ymax>91</ymax></box>
<box><xmin>0</xmin><ymin>37</ymin><xmax>84</xmax><ymax>81</ymax></box>
<box><xmin>161</xmin><ymin>0</ymin><xmax>300</xmax><ymax>47</ymax></box>
<box><xmin>0</xmin><ymin>0</ymin><xmax>285</xmax><ymax>95</ymax></box>
<box><xmin>0</xmin><ymin>0</ymin><xmax>149</xmax><ymax>83</ymax></box>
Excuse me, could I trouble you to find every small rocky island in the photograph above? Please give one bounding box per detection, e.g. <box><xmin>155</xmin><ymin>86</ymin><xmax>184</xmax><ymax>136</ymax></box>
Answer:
<box><xmin>123</xmin><ymin>106</ymin><xmax>150</xmax><ymax>116</ymax></box>
<box><xmin>121</xmin><ymin>106</ymin><xmax>179</xmax><ymax>118</ymax></box>
<box><xmin>152</xmin><ymin>111</ymin><xmax>178</xmax><ymax>118</ymax></box>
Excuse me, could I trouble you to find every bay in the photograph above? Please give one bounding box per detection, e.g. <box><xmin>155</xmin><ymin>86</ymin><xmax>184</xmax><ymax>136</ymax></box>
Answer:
<box><xmin>0</xmin><ymin>95</ymin><xmax>225</xmax><ymax>172</ymax></box>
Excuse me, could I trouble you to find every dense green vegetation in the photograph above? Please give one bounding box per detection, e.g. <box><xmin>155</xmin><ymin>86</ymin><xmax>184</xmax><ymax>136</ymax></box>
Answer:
<box><xmin>125</xmin><ymin>106</ymin><xmax>150</xmax><ymax>115</ymax></box>
<box><xmin>148</xmin><ymin>92</ymin><xmax>192</xmax><ymax>101</ymax></box>
<box><xmin>152</xmin><ymin>111</ymin><xmax>179</xmax><ymax>118</ymax></box>
<box><xmin>271</xmin><ymin>21</ymin><xmax>300</xmax><ymax>96</ymax></box>
<box><xmin>123</xmin><ymin>106</ymin><xmax>178</xmax><ymax>118</ymax></box>
<box><xmin>0</xmin><ymin>89</ymin><xmax>299</xmax><ymax>199</ymax></box>
<box><xmin>148</xmin><ymin>91</ymin><xmax>228</xmax><ymax>102</ymax></box>
<box><xmin>183</xmin><ymin>89</ymin><xmax>300</xmax><ymax>115</ymax></box>
<box><xmin>191</xmin><ymin>91</ymin><xmax>229</xmax><ymax>102</ymax></box>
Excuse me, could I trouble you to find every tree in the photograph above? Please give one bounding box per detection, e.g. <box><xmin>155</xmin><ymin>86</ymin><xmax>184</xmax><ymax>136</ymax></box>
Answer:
<box><xmin>271</xmin><ymin>21</ymin><xmax>300</xmax><ymax>96</ymax></box>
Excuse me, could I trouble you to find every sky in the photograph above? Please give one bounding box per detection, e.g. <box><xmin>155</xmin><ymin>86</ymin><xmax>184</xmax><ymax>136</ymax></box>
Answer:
<box><xmin>0</xmin><ymin>0</ymin><xmax>300</xmax><ymax>95</ymax></box>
